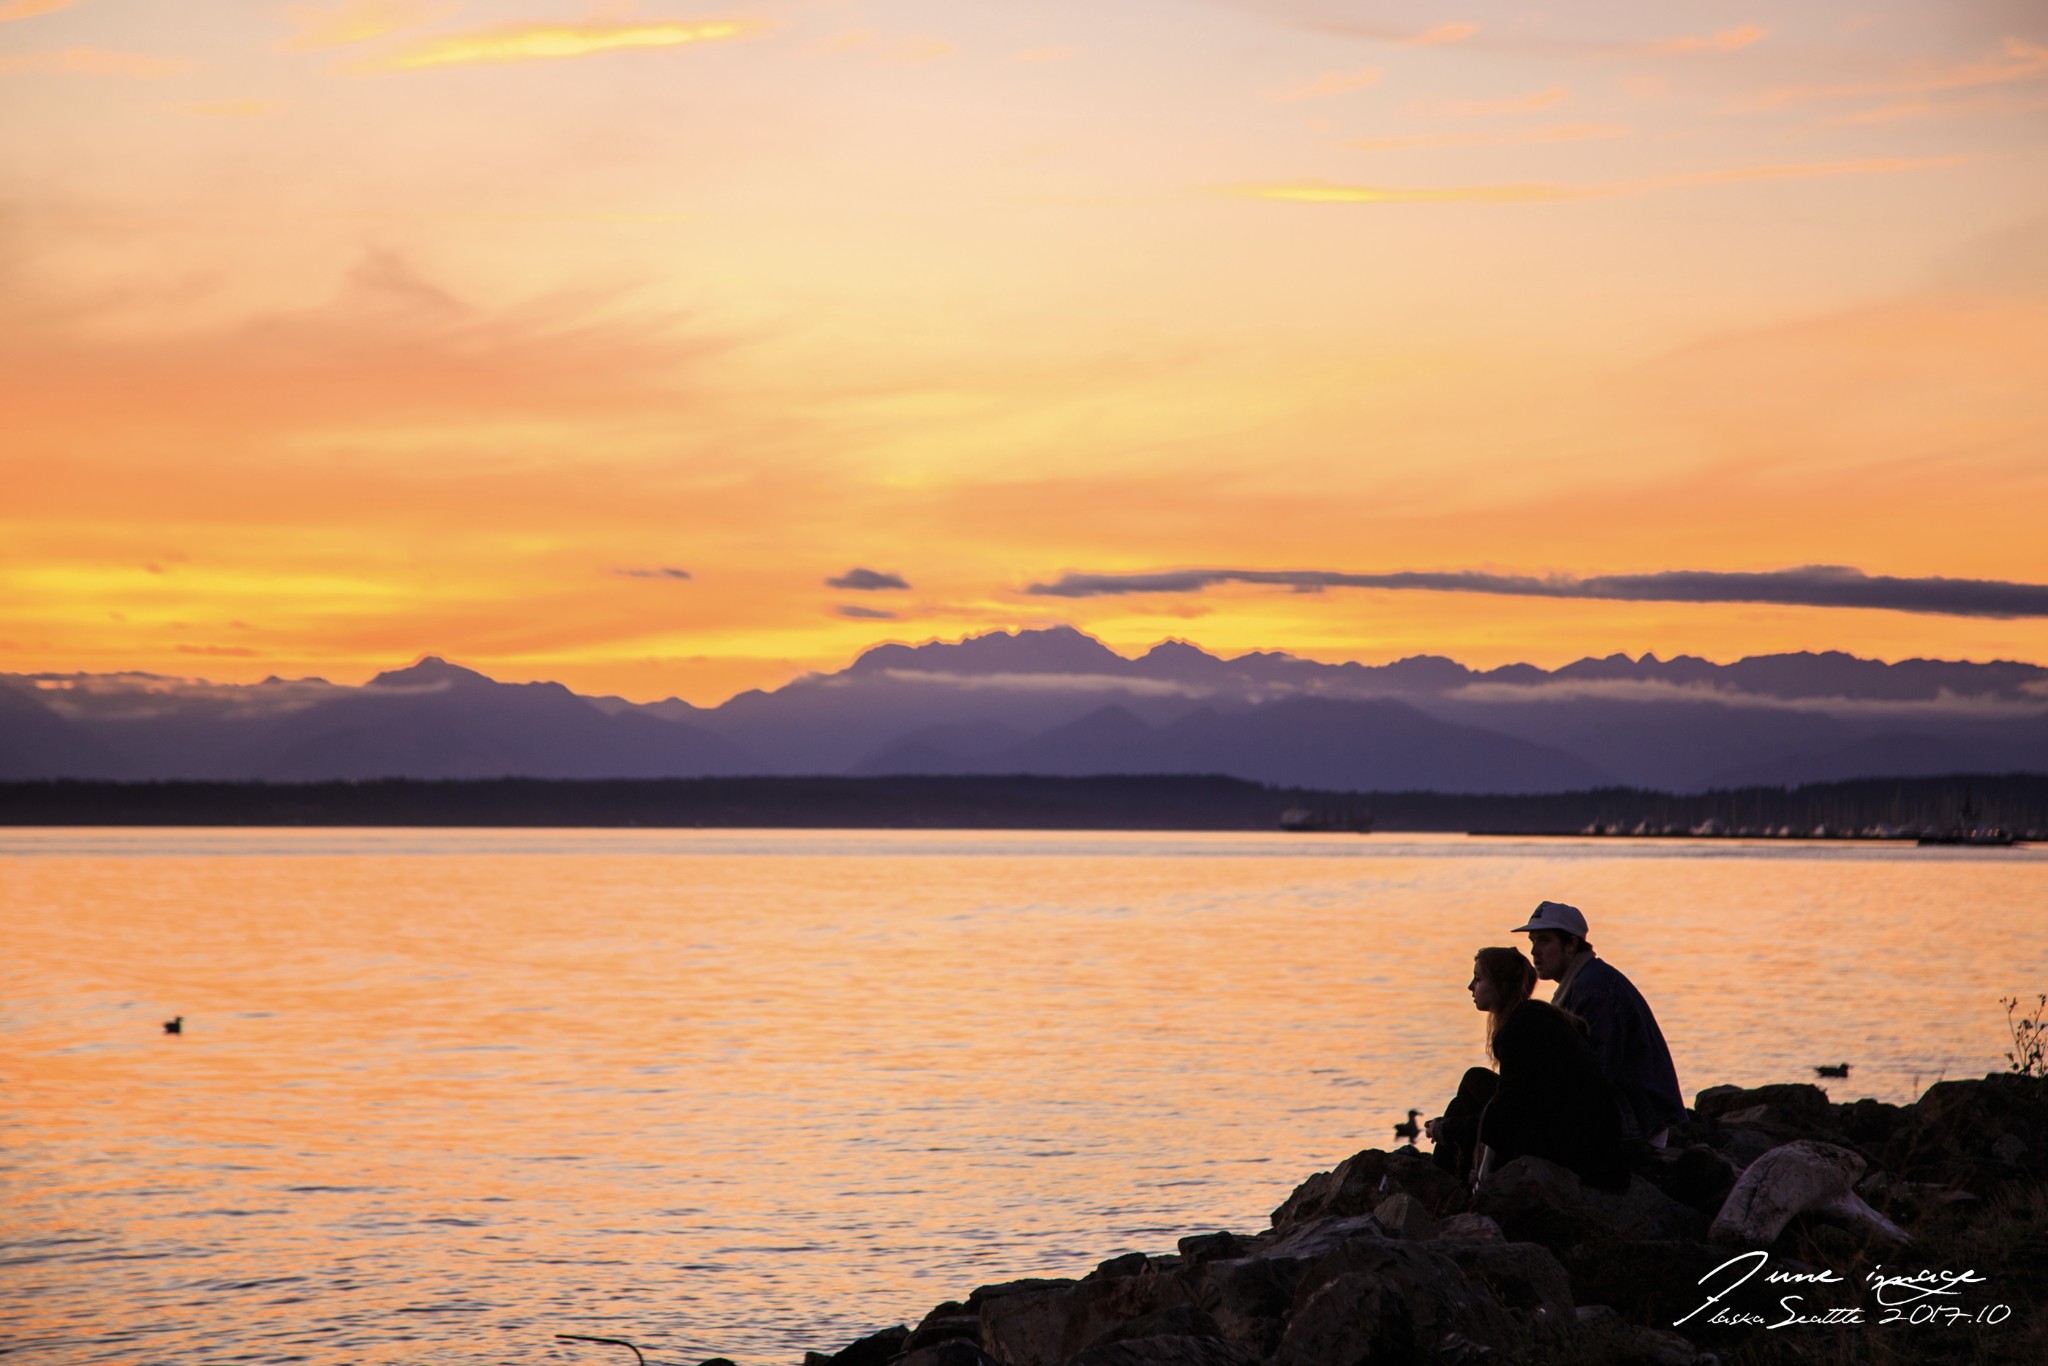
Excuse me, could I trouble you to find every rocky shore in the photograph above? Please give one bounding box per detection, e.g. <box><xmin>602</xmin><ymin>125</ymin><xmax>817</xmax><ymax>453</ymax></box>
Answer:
<box><xmin>795</xmin><ymin>1074</ymin><xmax>2047</xmax><ymax>1366</ymax></box>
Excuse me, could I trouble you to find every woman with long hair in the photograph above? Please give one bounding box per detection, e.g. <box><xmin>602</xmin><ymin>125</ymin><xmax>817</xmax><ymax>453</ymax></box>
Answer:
<box><xmin>1472</xmin><ymin>945</ymin><xmax>1537</xmax><ymax>1059</ymax></box>
<box><xmin>1428</xmin><ymin>946</ymin><xmax>1627</xmax><ymax>1190</ymax></box>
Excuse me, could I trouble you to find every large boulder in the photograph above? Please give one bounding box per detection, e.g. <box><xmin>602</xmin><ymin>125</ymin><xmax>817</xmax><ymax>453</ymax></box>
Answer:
<box><xmin>1258</xmin><ymin>1214</ymin><xmax>1392</xmax><ymax>1263</ymax></box>
<box><xmin>1085</xmin><ymin>1305</ymin><xmax>1225</xmax><ymax>1345</ymax></box>
<box><xmin>1710</xmin><ymin>1139</ymin><xmax>1909</xmax><ymax>1247</ymax></box>
<box><xmin>1888</xmin><ymin>1073</ymin><xmax>2048</xmax><ymax>1186</ymax></box>
<box><xmin>1837</xmin><ymin>1096</ymin><xmax>1909</xmax><ymax>1148</ymax></box>
<box><xmin>802</xmin><ymin>1323</ymin><xmax>907</xmax><ymax>1366</ymax></box>
<box><xmin>977</xmin><ymin>1260</ymin><xmax>1194</xmax><ymax>1366</ymax></box>
<box><xmin>1475</xmin><ymin>1156</ymin><xmax>1706</xmax><ymax>1248</ymax></box>
<box><xmin>904</xmin><ymin>1300</ymin><xmax>985</xmax><ymax>1353</ymax></box>
<box><xmin>1699</xmin><ymin>1122</ymin><xmax>1785</xmax><ymax>1173</ymax></box>
<box><xmin>1694</xmin><ymin>1083</ymin><xmax>1835</xmax><ymax>1128</ymax></box>
<box><xmin>1633</xmin><ymin>1143</ymin><xmax>1740</xmax><ymax>1217</ymax></box>
<box><xmin>1270</xmin><ymin>1146</ymin><xmax>1469</xmax><ymax>1227</ymax></box>
<box><xmin>1193</xmin><ymin>1215</ymin><xmax>1542</xmax><ymax>1361</ymax></box>
<box><xmin>1433</xmin><ymin>1239</ymin><xmax>1574</xmax><ymax>1320</ymax></box>
<box><xmin>1194</xmin><ymin>1251</ymin><xmax>1304</xmax><ymax>1356</ymax></box>
<box><xmin>1188</xmin><ymin>1214</ymin><xmax>1393</xmax><ymax>1354</ymax></box>
<box><xmin>1061</xmin><ymin>1305</ymin><xmax>1252</xmax><ymax>1366</ymax></box>
<box><xmin>1372</xmin><ymin>1192</ymin><xmax>1440</xmax><ymax>1240</ymax></box>
<box><xmin>1175</xmin><ymin>1231</ymin><xmax>1250</xmax><ymax>1269</ymax></box>
<box><xmin>1284</xmin><ymin>1235</ymin><xmax>1531</xmax><ymax>1361</ymax></box>
<box><xmin>1266</xmin><ymin>1270</ymin><xmax>1410</xmax><ymax>1366</ymax></box>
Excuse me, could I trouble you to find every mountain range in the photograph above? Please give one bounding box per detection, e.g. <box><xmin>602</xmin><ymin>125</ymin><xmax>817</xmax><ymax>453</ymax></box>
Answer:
<box><xmin>6</xmin><ymin>627</ymin><xmax>2047</xmax><ymax>793</ymax></box>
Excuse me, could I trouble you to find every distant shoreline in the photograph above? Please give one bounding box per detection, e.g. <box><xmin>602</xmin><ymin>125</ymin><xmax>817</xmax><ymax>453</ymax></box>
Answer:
<box><xmin>1</xmin><ymin>773</ymin><xmax>2043</xmax><ymax>838</ymax></box>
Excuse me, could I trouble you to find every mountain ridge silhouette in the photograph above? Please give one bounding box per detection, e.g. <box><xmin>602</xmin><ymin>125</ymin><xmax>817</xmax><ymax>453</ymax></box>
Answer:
<box><xmin>5</xmin><ymin>628</ymin><xmax>2045</xmax><ymax>790</ymax></box>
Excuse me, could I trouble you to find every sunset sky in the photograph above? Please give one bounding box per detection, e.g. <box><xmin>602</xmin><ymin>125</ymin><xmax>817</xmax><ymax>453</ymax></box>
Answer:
<box><xmin>5</xmin><ymin>0</ymin><xmax>2046</xmax><ymax>703</ymax></box>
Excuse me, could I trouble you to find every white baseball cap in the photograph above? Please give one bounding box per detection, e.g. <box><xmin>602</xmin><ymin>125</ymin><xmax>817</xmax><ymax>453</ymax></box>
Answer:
<box><xmin>1510</xmin><ymin>900</ymin><xmax>1588</xmax><ymax>938</ymax></box>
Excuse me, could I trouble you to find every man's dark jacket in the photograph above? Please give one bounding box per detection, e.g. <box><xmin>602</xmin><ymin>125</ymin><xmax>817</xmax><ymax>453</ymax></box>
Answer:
<box><xmin>1553</xmin><ymin>955</ymin><xmax>1685</xmax><ymax>1141</ymax></box>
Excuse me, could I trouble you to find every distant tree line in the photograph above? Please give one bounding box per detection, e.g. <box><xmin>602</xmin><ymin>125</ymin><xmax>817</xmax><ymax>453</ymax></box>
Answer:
<box><xmin>0</xmin><ymin>772</ymin><xmax>2043</xmax><ymax>836</ymax></box>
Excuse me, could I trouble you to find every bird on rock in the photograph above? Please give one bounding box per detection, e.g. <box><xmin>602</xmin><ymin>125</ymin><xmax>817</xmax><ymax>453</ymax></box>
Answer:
<box><xmin>1392</xmin><ymin>1109</ymin><xmax>1422</xmax><ymax>1144</ymax></box>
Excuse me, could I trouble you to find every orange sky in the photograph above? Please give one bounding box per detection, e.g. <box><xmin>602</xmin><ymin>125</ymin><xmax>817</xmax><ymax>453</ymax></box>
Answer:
<box><xmin>4</xmin><ymin>0</ymin><xmax>2047</xmax><ymax>703</ymax></box>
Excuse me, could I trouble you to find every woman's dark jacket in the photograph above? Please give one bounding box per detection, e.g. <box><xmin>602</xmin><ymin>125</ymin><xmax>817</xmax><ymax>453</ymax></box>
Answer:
<box><xmin>1479</xmin><ymin>999</ymin><xmax>1628</xmax><ymax>1189</ymax></box>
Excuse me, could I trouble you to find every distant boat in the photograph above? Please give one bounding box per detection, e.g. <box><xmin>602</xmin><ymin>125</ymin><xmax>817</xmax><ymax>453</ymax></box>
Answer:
<box><xmin>1917</xmin><ymin>794</ymin><xmax>2017</xmax><ymax>847</ymax></box>
<box><xmin>1280</xmin><ymin>805</ymin><xmax>1373</xmax><ymax>833</ymax></box>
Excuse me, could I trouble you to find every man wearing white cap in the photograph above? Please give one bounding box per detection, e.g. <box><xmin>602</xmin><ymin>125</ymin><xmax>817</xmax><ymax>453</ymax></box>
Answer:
<box><xmin>1512</xmin><ymin>900</ymin><xmax>1685</xmax><ymax>1149</ymax></box>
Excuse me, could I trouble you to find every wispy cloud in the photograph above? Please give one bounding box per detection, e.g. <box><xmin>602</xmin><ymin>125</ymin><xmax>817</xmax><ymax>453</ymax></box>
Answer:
<box><xmin>614</xmin><ymin>566</ymin><xmax>693</xmax><ymax>581</ymax></box>
<box><xmin>1446</xmin><ymin>677</ymin><xmax>2048</xmax><ymax>719</ymax></box>
<box><xmin>1744</xmin><ymin>36</ymin><xmax>2048</xmax><ymax>110</ymax></box>
<box><xmin>1274</xmin><ymin>66</ymin><xmax>1380</xmax><ymax>102</ymax></box>
<box><xmin>0</xmin><ymin>46</ymin><xmax>188</xmax><ymax>76</ymax></box>
<box><xmin>285</xmin><ymin>0</ymin><xmax>447</xmax><ymax>51</ymax></box>
<box><xmin>0</xmin><ymin>0</ymin><xmax>80</xmax><ymax>22</ymax></box>
<box><xmin>368</xmin><ymin>19</ymin><xmax>763</xmax><ymax>72</ymax></box>
<box><xmin>1424</xmin><ymin>85</ymin><xmax>1569</xmax><ymax>117</ymax></box>
<box><xmin>18</xmin><ymin>671</ymin><xmax>355</xmax><ymax>722</ymax></box>
<box><xmin>833</xmin><ymin>604</ymin><xmax>898</xmax><ymax>620</ymax></box>
<box><xmin>1025</xmin><ymin>565</ymin><xmax>2048</xmax><ymax>619</ymax></box>
<box><xmin>1410</xmin><ymin>21</ymin><xmax>1481</xmax><ymax>47</ymax></box>
<box><xmin>1651</xmin><ymin>25</ymin><xmax>1768</xmax><ymax>56</ymax></box>
<box><xmin>1831</xmin><ymin>87</ymin><xmax>2048</xmax><ymax>126</ymax></box>
<box><xmin>1350</xmin><ymin>123</ymin><xmax>1628</xmax><ymax>152</ymax></box>
<box><xmin>1231</xmin><ymin>155</ymin><xmax>1963</xmax><ymax>205</ymax></box>
<box><xmin>827</xmin><ymin>567</ymin><xmax>910</xmax><ymax>591</ymax></box>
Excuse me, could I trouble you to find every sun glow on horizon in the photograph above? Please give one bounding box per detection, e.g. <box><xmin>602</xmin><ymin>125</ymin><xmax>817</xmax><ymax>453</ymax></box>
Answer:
<box><xmin>4</xmin><ymin>0</ymin><xmax>2046</xmax><ymax>700</ymax></box>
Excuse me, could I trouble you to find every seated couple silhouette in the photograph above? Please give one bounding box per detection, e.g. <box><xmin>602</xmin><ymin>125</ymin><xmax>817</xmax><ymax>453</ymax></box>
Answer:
<box><xmin>1426</xmin><ymin>901</ymin><xmax>1684</xmax><ymax>1192</ymax></box>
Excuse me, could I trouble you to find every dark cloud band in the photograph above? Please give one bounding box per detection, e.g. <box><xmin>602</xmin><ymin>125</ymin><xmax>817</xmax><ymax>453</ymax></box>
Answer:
<box><xmin>828</xmin><ymin>567</ymin><xmax>910</xmax><ymax>591</ymax></box>
<box><xmin>1024</xmin><ymin>565</ymin><xmax>2048</xmax><ymax>619</ymax></box>
<box><xmin>613</xmin><ymin>566</ymin><xmax>692</xmax><ymax>581</ymax></box>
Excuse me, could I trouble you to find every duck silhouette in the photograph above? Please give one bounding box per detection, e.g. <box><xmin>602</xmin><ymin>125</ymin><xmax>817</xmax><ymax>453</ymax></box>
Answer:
<box><xmin>1813</xmin><ymin>1062</ymin><xmax>1850</xmax><ymax>1078</ymax></box>
<box><xmin>163</xmin><ymin>1016</ymin><xmax>183</xmax><ymax>1035</ymax></box>
<box><xmin>1392</xmin><ymin>1109</ymin><xmax>1422</xmax><ymax>1144</ymax></box>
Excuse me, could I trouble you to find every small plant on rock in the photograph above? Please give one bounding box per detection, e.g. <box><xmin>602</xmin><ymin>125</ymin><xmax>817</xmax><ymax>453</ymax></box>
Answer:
<box><xmin>2002</xmin><ymin>993</ymin><xmax>2048</xmax><ymax>1078</ymax></box>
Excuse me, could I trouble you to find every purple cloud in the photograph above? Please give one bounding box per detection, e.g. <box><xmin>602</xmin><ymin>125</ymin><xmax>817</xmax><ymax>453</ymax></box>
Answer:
<box><xmin>1025</xmin><ymin>565</ymin><xmax>2048</xmax><ymax>618</ymax></box>
<box><xmin>828</xmin><ymin>567</ymin><xmax>910</xmax><ymax>591</ymax></box>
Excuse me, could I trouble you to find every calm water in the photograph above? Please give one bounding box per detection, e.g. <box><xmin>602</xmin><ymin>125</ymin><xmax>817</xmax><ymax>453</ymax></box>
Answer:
<box><xmin>4</xmin><ymin>829</ymin><xmax>2044</xmax><ymax>1365</ymax></box>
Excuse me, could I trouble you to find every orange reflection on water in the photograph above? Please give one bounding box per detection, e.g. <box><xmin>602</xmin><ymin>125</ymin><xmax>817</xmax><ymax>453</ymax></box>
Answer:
<box><xmin>4</xmin><ymin>829</ymin><xmax>2044</xmax><ymax>1363</ymax></box>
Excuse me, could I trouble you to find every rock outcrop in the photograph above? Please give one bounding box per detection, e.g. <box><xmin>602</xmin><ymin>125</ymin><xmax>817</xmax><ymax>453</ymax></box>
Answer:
<box><xmin>802</xmin><ymin>1074</ymin><xmax>2047</xmax><ymax>1366</ymax></box>
<box><xmin>1708</xmin><ymin>1139</ymin><xmax>1909</xmax><ymax>1247</ymax></box>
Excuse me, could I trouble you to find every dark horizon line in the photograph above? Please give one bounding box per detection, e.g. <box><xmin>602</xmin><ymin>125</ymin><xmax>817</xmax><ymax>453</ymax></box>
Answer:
<box><xmin>3</xmin><ymin>772</ymin><xmax>2043</xmax><ymax>835</ymax></box>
